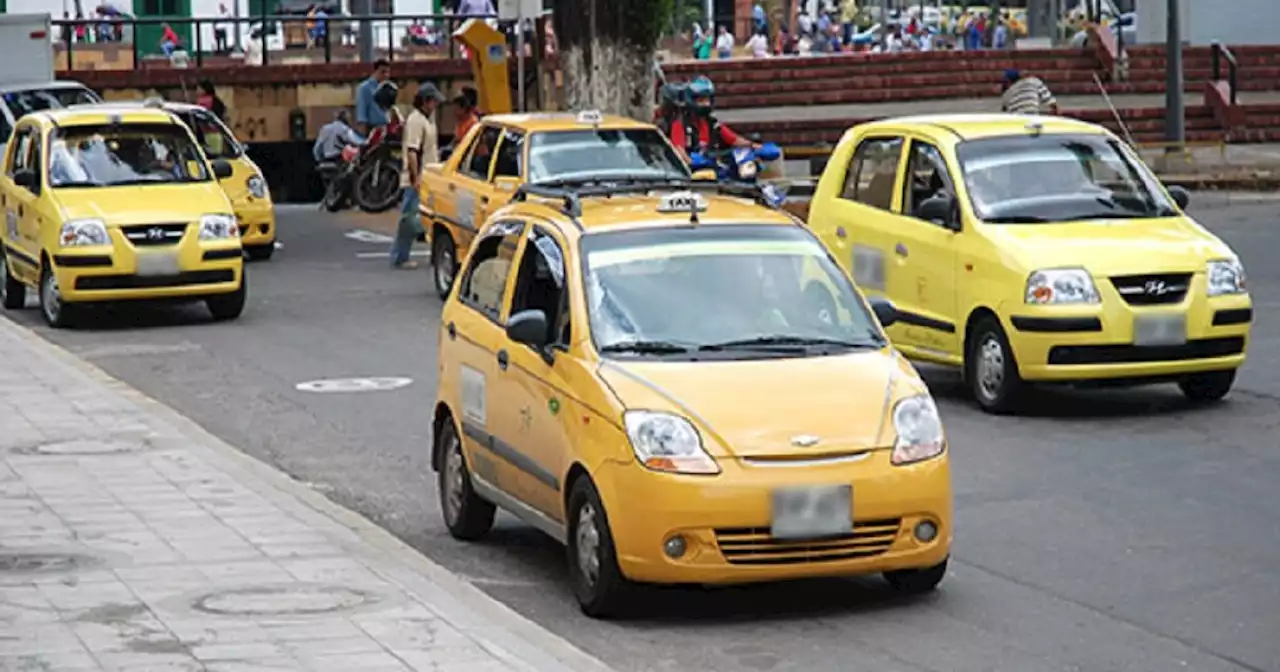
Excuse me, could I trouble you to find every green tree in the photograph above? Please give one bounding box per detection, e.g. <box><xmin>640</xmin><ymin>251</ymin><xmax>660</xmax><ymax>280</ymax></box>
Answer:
<box><xmin>551</xmin><ymin>0</ymin><xmax>674</xmax><ymax>121</ymax></box>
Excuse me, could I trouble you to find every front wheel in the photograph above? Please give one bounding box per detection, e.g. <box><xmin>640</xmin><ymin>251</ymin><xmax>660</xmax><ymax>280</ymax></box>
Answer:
<box><xmin>1179</xmin><ymin>370</ymin><xmax>1236</xmax><ymax>403</ymax></box>
<box><xmin>1</xmin><ymin>253</ymin><xmax>25</xmax><ymax>310</ymax></box>
<box><xmin>966</xmin><ymin>316</ymin><xmax>1024</xmax><ymax>414</ymax></box>
<box><xmin>432</xmin><ymin>232</ymin><xmax>457</xmax><ymax>300</ymax></box>
<box><xmin>884</xmin><ymin>557</ymin><xmax>948</xmax><ymax>594</ymax></box>
<box><xmin>39</xmin><ymin>262</ymin><xmax>76</xmax><ymax>329</ymax></box>
<box><xmin>206</xmin><ymin>274</ymin><xmax>247</xmax><ymax>321</ymax></box>
<box><xmin>567</xmin><ymin>477</ymin><xmax>631</xmax><ymax>618</ymax></box>
<box><xmin>354</xmin><ymin>159</ymin><xmax>401</xmax><ymax>213</ymax></box>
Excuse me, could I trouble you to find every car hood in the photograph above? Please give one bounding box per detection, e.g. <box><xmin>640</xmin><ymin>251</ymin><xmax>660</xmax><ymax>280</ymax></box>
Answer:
<box><xmin>985</xmin><ymin>215</ymin><xmax>1234</xmax><ymax>275</ymax></box>
<box><xmin>56</xmin><ymin>183</ymin><xmax>232</xmax><ymax>225</ymax></box>
<box><xmin>598</xmin><ymin>349</ymin><xmax>928</xmax><ymax>459</ymax></box>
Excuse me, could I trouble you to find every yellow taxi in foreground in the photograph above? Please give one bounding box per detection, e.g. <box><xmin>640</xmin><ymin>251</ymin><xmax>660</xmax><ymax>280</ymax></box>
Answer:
<box><xmin>807</xmin><ymin>114</ymin><xmax>1252</xmax><ymax>414</ymax></box>
<box><xmin>72</xmin><ymin>99</ymin><xmax>278</xmax><ymax>260</ymax></box>
<box><xmin>432</xmin><ymin>180</ymin><xmax>952</xmax><ymax>617</ymax></box>
<box><xmin>420</xmin><ymin>110</ymin><xmax>693</xmax><ymax>299</ymax></box>
<box><xmin>0</xmin><ymin>107</ymin><xmax>245</xmax><ymax>328</ymax></box>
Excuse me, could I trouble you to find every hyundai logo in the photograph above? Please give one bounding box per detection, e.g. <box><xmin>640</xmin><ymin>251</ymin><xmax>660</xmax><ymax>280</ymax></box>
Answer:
<box><xmin>1144</xmin><ymin>280</ymin><xmax>1172</xmax><ymax>295</ymax></box>
<box><xmin>146</xmin><ymin>227</ymin><xmax>166</xmax><ymax>241</ymax></box>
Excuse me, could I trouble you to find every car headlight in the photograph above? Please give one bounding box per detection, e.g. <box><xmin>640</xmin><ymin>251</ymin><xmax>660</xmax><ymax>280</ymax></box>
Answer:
<box><xmin>199</xmin><ymin>214</ymin><xmax>239</xmax><ymax>241</ymax></box>
<box><xmin>247</xmin><ymin>175</ymin><xmax>268</xmax><ymax>199</ymax></box>
<box><xmin>59</xmin><ymin>219</ymin><xmax>109</xmax><ymax>247</ymax></box>
<box><xmin>1206</xmin><ymin>258</ymin><xmax>1246</xmax><ymax>296</ymax></box>
<box><xmin>890</xmin><ymin>394</ymin><xmax>945</xmax><ymax>466</ymax></box>
<box><xmin>1025</xmin><ymin>267</ymin><xmax>1100</xmax><ymax>304</ymax></box>
<box><xmin>623</xmin><ymin>410</ymin><xmax>719</xmax><ymax>475</ymax></box>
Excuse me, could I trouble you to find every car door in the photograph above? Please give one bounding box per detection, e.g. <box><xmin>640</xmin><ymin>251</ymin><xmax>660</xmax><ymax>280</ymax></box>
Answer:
<box><xmin>889</xmin><ymin>136</ymin><xmax>960</xmax><ymax>360</ymax></box>
<box><xmin>451</xmin><ymin>124</ymin><xmax>502</xmax><ymax>255</ymax></box>
<box><xmin>497</xmin><ymin>222</ymin><xmax>573</xmax><ymax>520</ymax></box>
<box><xmin>444</xmin><ymin>219</ymin><xmax>531</xmax><ymax>501</ymax></box>
<box><xmin>1</xmin><ymin>124</ymin><xmax>43</xmax><ymax>283</ymax></box>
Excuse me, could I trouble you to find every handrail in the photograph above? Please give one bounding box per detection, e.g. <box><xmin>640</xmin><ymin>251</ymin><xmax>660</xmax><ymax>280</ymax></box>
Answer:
<box><xmin>1210</xmin><ymin>41</ymin><xmax>1238</xmax><ymax>106</ymax></box>
<box><xmin>1093</xmin><ymin>71</ymin><xmax>1137</xmax><ymax>148</ymax></box>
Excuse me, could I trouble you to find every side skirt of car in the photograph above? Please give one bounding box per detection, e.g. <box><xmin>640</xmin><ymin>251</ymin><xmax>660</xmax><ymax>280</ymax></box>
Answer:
<box><xmin>468</xmin><ymin>471</ymin><xmax>568</xmax><ymax>544</ymax></box>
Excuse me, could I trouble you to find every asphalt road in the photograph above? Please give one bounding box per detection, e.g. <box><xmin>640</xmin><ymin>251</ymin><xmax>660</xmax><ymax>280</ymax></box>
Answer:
<box><xmin>5</xmin><ymin>195</ymin><xmax>1280</xmax><ymax>672</ymax></box>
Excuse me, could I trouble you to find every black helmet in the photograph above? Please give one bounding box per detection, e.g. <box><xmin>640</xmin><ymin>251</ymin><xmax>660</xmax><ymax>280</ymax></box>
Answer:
<box><xmin>373</xmin><ymin>81</ymin><xmax>399</xmax><ymax>110</ymax></box>
<box><xmin>660</xmin><ymin>82</ymin><xmax>689</xmax><ymax>110</ymax></box>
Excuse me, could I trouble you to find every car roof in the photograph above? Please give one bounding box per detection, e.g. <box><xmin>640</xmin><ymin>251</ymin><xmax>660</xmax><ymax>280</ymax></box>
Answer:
<box><xmin>31</xmin><ymin>106</ymin><xmax>179</xmax><ymax>127</ymax></box>
<box><xmin>69</xmin><ymin>100</ymin><xmax>205</xmax><ymax>114</ymax></box>
<box><xmin>0</xmin><ymin>80</ymin><xmax>95</xmax><ymax>94</ymax></box>
<box><xmin>859</xmin><ymin>113</ymin><xmax>1109</xmax><ymax>141</ymax></box>
<box><xmin>480</xmin><ymin>112</ymin><xmax>656</xmax><ymax>133</ymax></box>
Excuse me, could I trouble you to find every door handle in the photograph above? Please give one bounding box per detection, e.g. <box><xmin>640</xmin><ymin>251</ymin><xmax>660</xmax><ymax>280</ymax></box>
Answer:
<box><xmin>16</xmin><ymin>206</ymin><xmax>23</xmax><ymax>218</ymax></box>
<box><xmin>496</xmin><ymin>349</ymin><xmax>509</xmax><ymax>370</ymax></box>
<box><xmin>895</xmin><ymin>243</ymin><xmax>908</xmax><ymax>257</ymax></box>
<box><xmin>480</xmin><ymin>196</ymin><xmax>490</xmax><ymax>205</ymax></box>
<box><xmin>447</xmin><ymin>322</ymin><xmax>456</xmax><ymax>340</ymax></box>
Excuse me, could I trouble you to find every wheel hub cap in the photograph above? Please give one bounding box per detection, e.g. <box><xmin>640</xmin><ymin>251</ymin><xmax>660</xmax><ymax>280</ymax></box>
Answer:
<box><xmin>443</xmin><ymin>435</ymin><xmax>464</xmax><ymax>525</ymax></box>
<box><xmin>575</xmin><ymin>503</ymin><xmax>601</xmax><ymax>587</ymax></box>
<box><xmin>437</xmin><ymin>248</ymin><xmax>455</xmax><ymax>289</ymax></box>
<box><xmin>42</xmin><ymin>273</ymin><xmax>61</xmax><ymax>320</ymax></box>
<box><xmin>976</xmin><ymin>336</ymin><xmax>1004</xmax><ymax>401</ymax></box>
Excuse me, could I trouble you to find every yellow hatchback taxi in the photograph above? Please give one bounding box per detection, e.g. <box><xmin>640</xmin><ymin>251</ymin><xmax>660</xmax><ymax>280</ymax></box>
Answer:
<box><xmin>73</xmin><ymin>99</ymin><xmax>278</xmax><ymax>260</ymax></box>
<box><xmin>807</xmin><ymin>114</ymin><xmax>1252</xmax><ymax>414</ymax></box>
<box><xmin>432</xmin><ymin>180</ymin><xmax>952</xmax><ymax>617</ymax></box>
<box><xmin>0</xmin><ymin>107</ymin><xmax>245</xmax><ymax>328</ymax></box>
<box><xmin>420</xmin><ymin>110</ymin><xmax>692</xmax><ymax>299</ymax></box>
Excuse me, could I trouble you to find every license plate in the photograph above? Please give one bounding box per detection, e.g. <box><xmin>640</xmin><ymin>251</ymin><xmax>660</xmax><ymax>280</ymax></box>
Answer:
<box><xmin>1133</xmin><ymin>313</ymin><xmax>1187</xmax><ymax>346</ymax></box>
<box><xmin>770</xmin><ymin>485</ymin><xmax>852</xmax><ymax>540</ymax></box>
<box><xmin>136</xmin><ymin>252</ymin><xmax>180</xmax><ymax>277</ymax></box>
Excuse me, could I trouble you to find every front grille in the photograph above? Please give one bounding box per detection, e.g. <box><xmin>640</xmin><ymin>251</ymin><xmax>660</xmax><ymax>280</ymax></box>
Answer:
<box><xmin>715</xmin><ymin>518</ymin><xmax>901</xmax><ymax>566</ymax></box>
<box><xmin>75</xmin><ymin>270</ymin><xmax>234</xmax><ymax>291</ymax></box>
<box><xmin>122</xmin><ymin>223</ymin><xmax>188</xmax><ymax>247</ymax></box>
<box><xmin>1110</xmin><ymin>273</ymin><xmax>1192</xmax><ymax>305</ymax></box>
<box><xmin>1048</xmin><ymin>336</ymin><xmax>1245</xmax><ymax>365</ymax></box>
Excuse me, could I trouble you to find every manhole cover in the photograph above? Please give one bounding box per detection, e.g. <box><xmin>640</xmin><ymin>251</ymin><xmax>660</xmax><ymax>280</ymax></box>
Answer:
<box><xmin>0</xmin><ymin>552</ymin><xmax>97</xmax><ymax>574</ymax></box>
<box><xmin>192</xmin><ymin>585</ymin><xmax>372</xmax><ymax>616</ymax></box>
<box><xmin>294</xmin><ymin>377</ymin><xmax>413</xmax><ymax>393</ymax></box>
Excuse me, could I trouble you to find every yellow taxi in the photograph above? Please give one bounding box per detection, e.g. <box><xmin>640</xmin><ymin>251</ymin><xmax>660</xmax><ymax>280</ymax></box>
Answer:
<box><xmin>807</xmin><ymin>114</ymin><xmax>1252</xmax><ymax>413</ymax></box>
<box><xmin>0</xmin><ymin>106</ymin><xmax>245</xmax><ymax>328</ymax></box>
<box><xmin>72</xmin><ymin>99</ymin><xmax>278</xmax><ymax>261</ymax></box>
<box><xmin>431</xmin><ymin>179</ymin><xmax>952</xmax><ymax>617</ymax></box>
<box><xmin>420</xmin><ymin>110</ymin><xmax>693</xmax><ymax>299</ymax></box>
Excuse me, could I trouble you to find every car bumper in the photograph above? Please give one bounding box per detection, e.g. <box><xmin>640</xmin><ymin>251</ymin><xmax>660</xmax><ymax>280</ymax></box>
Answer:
<box><xmin>593</xmin><ymin>451</ymin><xmax>952</xmax><ymax>585</ymax></box>
<box><xmin>54</xmin><ymin>244</ymin><xmax>243</xmax><ymax>303</ymax></box>
<box><xmin>1004</xmin><ymin>290</ymin><xmax>1252</xmax><ymax>382</ymax></box>
<box><xmin>237</xmin><ymin>203</ymin><xmax>276</xmax><ymax>246</ymax></box>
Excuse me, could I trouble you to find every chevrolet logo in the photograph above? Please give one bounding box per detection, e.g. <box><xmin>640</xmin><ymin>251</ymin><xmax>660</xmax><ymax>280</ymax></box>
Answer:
<box><xmin>790</xmin><ymin>434</ymin><xmax>821</xmax><ymax>448</ymax></box>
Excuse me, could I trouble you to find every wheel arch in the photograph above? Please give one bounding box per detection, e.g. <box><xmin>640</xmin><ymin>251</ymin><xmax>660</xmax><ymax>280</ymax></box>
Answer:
<box><xmin>963</xmin><ymin>306</ymin><xmax>1001</xmax><ymax>368</ymax></box>
<box><xmin>431</xmin><ymin>401</ymin><xmax>456</xmax><ymax>472</ymax></box>
<box><xmin>561</xmin><ymin>462</ymin><xmax>592</xmax><ymax>519</ymax></box>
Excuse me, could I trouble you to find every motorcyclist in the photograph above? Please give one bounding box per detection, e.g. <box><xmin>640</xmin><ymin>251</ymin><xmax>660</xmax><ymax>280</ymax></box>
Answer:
<box><xmin>667</xmin><ymin>76</ymin><xmax>755</xmax><ymax>165</ymax></box>
<box><xmin>313</xmin><ymin>109</ymin><xmax>364</xmax><ymax>164</ymax></box>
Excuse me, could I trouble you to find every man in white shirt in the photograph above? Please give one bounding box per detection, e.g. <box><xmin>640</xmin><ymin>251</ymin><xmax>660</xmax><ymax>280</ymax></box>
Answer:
<box><xmin>715</xmin><ymin>26</ymin><xmax>735</xmax><ymax>58</ymax></box>
<box><xmin>1001</xmin><ymin>69</ymin><xmax>1059</xmax><ymax>115</ymax></box>
<box><xmin>214</xmin><ymin>3</ymin><xmax>230</xmax><ymax>53</ymax></box>
<box><xmin>390</xmin><ymin>83</ymin><xmax>445</xmax><ymax>269</ymax></box>
<box><xmin>746</xmin><ymin>29</ymin><xmax>769</xmax><ymax>58</ymax></box>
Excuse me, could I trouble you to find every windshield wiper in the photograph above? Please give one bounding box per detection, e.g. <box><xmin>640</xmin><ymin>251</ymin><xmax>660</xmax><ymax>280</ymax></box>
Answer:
<box><xmin>983</xmin><ymin>215</ymin><xmax>1051</xmax><ymax>223</ymax></box>
<box><xmin>599</xmin><ymin>339</ymin><xmax>693</xmax><ymax>355</ymax></box>
<box><xmin>700</xmin><ymin>335</ymin><xmax>881</xmax><ymax>351</ymax></box>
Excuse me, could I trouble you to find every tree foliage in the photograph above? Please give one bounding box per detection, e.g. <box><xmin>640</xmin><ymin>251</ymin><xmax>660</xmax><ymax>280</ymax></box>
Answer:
<box><xmin>551</xmin><ymin>0</ymin><xmax>675</xmax><ymax>120</ymax></box>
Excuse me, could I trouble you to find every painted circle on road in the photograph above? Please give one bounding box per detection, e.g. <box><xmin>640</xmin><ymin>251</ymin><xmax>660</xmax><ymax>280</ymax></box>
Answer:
<box><xmin>294</xmin><ymin>377</ymin><xmax>413</xmax><ymax>393</ymax></box>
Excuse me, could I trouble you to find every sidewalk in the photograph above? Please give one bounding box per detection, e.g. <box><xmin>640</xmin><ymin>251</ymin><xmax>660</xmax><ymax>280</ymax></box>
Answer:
<box><xmin>0</xmin><ymin>318</ymin><xmax>614</xmax><ymax>672</ymax></box>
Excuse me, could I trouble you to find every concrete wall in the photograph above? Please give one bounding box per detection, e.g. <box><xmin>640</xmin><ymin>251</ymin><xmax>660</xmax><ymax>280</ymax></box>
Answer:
<box><xmin>1136</xmin><ymin>0</ymin><xmax>1280</xmax><ymax>46</ymax></box>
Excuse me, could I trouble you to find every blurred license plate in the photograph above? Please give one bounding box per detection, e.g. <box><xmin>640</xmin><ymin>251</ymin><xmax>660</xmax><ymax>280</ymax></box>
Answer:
<box><xmin>136</xmin><ymin>252</ymin><xmax>179</xmax><ymax>277</ymax></box>
<box><xmin>770</xmin><ymin>485</ymin><xmax>852</xmax><ymax>540</ymax></box>
<box><xmin>1133</xmin><ymin>313</ymin><xmax>1186</xmax><ymax>346</ymax></box>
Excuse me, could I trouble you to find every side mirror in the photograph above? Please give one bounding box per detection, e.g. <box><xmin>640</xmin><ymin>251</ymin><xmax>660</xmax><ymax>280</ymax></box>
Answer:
<box><xmin>506</xmin><ymin>309</ymin><xmax>550</xmax><ymax>350</ymax></box>
<box><xmin>869</xmin><ymin>296</ymin><xmax>898</xmax><ymax>328</ymax></box>
<box><xmin>692</xmin><ymin>168</ymin><xmax>717</xmax><ymax>181</ymax></box>
<box><xmin>12</xmin><ymin>169</ymin><xmax>37</xmax><ymax>192</ymax></box>
<box><xmin>916</xmin><ymin>193</ymin><xmax>958</xmax><ymax>230</ymax></box>
<box><xmin>1166</xmin><ymin>184</ymin><xmax>1191</xmax><ymax>210</ymax></box>
<box><xmin>211</xmin><ymin>159</ymin><xmax>234</xmax><ymax>180</ymax></box>
<box><xmin>493</xmin><ymin>176</ymin><xmax>521</xmax><ymax>192</ymax></box>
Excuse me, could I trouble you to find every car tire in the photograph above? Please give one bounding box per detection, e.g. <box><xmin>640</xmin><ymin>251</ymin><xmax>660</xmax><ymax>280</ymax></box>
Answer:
<box><xmin>39</xmin><ymin>262</ymin><xmax>76</xmax><ymax>329</ymax></box>
<box><xmin>1</xmin><ymin>253</ymin><xmax>25</xmax><ymax>310</ymax></box>
<box><xmin>1178</xmin><ymin>369</ymin><xmax>1236</xmax><ymax>403</ymax></box>
<box><xmin>245</xmin><ymin>243</ymin><xmax>275</xmax><ymax>262</ymax></box>
<box><xmin>567</xmin><ymin>477</ymin><xmax>631</xmax><ymax>619</ymax></box>
<box><xmin>432</xmin><ymin>232</ymin><xmax>457</xmax><ymax>301</ymax></box>
<box><xmin>437</xmin><ymin>419</ymin><xmax>496</xmax><ymax>540</ymax></box>
<box><xmin>966</xmin><ymin>316</ymin><xmax>1024</xmax><ymax>414</ymax></box>
<box><xmin>206</xmin><ymin>274</ymin><xmax>247</xmax><ymax>321</ymax></box>
<box><xmin>884</xmin><ymin>557</ymin><xmax>948</xmax><ymax>594</ymax></box>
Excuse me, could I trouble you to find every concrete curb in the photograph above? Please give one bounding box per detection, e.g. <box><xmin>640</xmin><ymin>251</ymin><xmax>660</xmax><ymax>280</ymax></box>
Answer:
<box><xmin>0</xmin><ymin>316</ymin><xmax>616</xmax><ymax>672</ymax></box>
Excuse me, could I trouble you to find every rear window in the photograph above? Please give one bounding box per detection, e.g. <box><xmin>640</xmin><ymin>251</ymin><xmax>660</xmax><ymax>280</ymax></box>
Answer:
<box><xmin>527</xmin><ymin>128</ymin><xmax>689</xmax><ymax>184</ymax></box>
<box><xmin>3</xmin><ymin>86</ymin><xmax>102</xmax><ymax>120</ymax></box>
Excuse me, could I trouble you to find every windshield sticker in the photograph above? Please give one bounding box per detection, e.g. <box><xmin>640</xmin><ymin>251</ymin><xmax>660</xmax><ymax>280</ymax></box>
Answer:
<box><xmin>460</xmin><ymin>365</ymin><xmax>487</xmax><ymax>427</ymax></box>
<box><xmin>587</xmin><ymin>239</ymin><xmax>824</xmax><ymax>269</ymax></box>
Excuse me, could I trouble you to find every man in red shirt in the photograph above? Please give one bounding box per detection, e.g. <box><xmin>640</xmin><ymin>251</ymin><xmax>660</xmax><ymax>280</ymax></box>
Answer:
<box><xmin>667</xmin><ymin>76</ymin><xmax>755</xmax><ymax>164</ymax></box>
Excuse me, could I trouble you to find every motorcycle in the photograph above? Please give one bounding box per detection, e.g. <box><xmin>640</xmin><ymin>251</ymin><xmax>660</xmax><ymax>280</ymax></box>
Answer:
<box><xmin>318</xmin><ymin>143</ymin><xmax>361</xmax><ymax>212</ymax></box>
<box><xmin>690</xmin><ymin>140</ymin><xmax>788</xmax><ymax>208</ymax></box>
<box><xmin>352</xmin><ymin>121</ymin><xmax>403</xmax><ymax>214</ymax></box>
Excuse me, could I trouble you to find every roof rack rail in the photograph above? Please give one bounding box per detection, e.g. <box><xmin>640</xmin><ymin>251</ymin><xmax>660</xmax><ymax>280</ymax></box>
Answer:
<box><xmin>513</xmin><ymin>178</ymin><xmax>782</xmax><ymax>216</ymax></box>
<box><xmin>514</xmin><ymin>183</ymin><xmax>584</xmax><ymax>217</ymax></box>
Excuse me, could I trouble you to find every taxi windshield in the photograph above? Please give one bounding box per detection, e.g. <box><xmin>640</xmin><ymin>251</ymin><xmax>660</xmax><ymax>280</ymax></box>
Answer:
<box><xmin>3</xmin><ymin>86</ymin><xmax>100</xmax><ymax>118</ymax></box>
<box><xmin>528</xmin><ymin>128</ymin><xmax>690</xmax><ymax>184</ymax></box>
<box><xmin>956</xmin><ymin>133</ymin><xmax>1178</xmax><ymax>223</ymax></box>
<box><xmin>581</xmin><ymin>225</ymin><xmax>886</xmax><ymax>358</ymax></box>
<box><xmin>47</xmin><ymin>123</ymin><xmax>210</xmax><ymax>188</ymax></box>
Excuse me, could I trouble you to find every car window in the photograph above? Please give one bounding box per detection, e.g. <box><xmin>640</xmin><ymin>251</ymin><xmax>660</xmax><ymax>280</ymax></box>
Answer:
<box><xmin>463</xmin><ymin>125</ymin><xmax>501</xmax><ymax>180</ymax></box>
<box><xmin>458</xmin><ymin>220</ymin><xmax>525</xmax><ymax>321</ymax></box>
<box><xmin>47</xmin><ymin>122</ymin><xmax>210</xmax><ymax>188</ymax></box>
<box><xmin>901</xmin><ymin>140</ymin><xmax>955</xmax><ymax>223</ymax></box>
<box><xmin>509</xmin><ymin>225</ymin><xmax>570</xmax><ymax>346</ymax></box>
<box><xmin>492</xmin><ymin>129</ymin><xmax>524</xmax><ymax>180</ymax></box>
<box><xmin>840</xmin><ymin>136</ymin><xmax>903</xmax><ymax>210</ymax></box>
<box><xmin>580</xmin><ymin>224</ymin><xmax>886</xmax><ymax>358</ymax></box>
<box><xmin>6</xmin><ymin>127</ymin><xmax>33</xmax><ymax>176</ymax></box>
<box><xmin>1</xmin><ymin>86</ymin><xmax>100</xmax><ymax>122</ymax></box>
<box><xmin>526</xmin><ymin>128</ymin><xmax>689</xmax><ymax>184</ymax></box>
<box><xmin>186</xmin><ymin>109</ymin><xmax>242</xmax><ymax>159</ymax></box>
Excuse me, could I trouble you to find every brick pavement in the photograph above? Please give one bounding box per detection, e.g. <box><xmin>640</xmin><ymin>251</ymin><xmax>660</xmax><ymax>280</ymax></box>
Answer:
<box><xmin>0</xmin><ymin>317</ymin><xmax>613</xmax><ymax>672</ymax></box>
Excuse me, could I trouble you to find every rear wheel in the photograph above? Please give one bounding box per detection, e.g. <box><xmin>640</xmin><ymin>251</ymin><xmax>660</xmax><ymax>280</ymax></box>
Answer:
<box><xmin>39</xmin><ymin>262</ymin><xmax>76</xmax><ymax>329</ymax></box>
<box><xmin>1179</xmin><ymin>370</ymin><xmax>1236</xmax><ymax>402</ymax></box>
<box><xmin>206</xmin><ymin>273</ymin><xmax>246</xmax><ymax>321</ymax></box>
<box><xmin>884</xmin><ymin>557</ymin><xmax>948</xmax><ymax>594</ymax></box>
<box><xmin>1</xmin><ymin>253</ymin><xmax>25</xmax><ymax>310</ymax></box>
<box><xmin>567</xmin><ymin>477</ymin><xmax>631</xmax><ymax>618</ymax></box>
<box><xmin>432</xmin><ymin>232</ymin><xmax>457</xmax><ymax>300</ymax></box>
<box><xmin>966</xmin><ymin>316</ymin><xmax>1024</xmax><ymax>414</ymax></box>
<box><xmin>437</xmin><ymin>420</ymin><xmax>495</xmax><ymax>541</ymax></box>
<box><xmin>322</xmin><ymin>171</ymin><xmax>350</xmax><ymax>212</ymax></box>
<box><xmin>354</xmin><ymin>159</ymin><xmax>401</xmax><ymax>213</ymax></box>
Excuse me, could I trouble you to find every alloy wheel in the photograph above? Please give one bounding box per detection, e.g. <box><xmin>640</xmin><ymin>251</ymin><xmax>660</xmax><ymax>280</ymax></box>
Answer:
<box><xmin>575</xmin><ymin>502</ymin><xmax>602</xmax><ymax>588</ymax></box>
<box><xmin>976</xmin><ymin>335</ymin><xmax>1005</xmax><ymax>402</ymax></box>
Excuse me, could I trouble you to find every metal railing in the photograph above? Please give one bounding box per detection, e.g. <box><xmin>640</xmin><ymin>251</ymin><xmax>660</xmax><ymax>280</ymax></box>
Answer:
<box><xmin>1210</xmin><ymin>41</ymin><xmax>1239</xmax><ymax>106</ymax></box>
<box><xmin>53</xmin><ymin>12</ymin><xmax>525</xmax><ymax>72</ymax></box>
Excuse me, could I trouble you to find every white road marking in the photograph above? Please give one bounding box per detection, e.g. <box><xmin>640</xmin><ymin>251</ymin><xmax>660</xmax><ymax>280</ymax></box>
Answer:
<box><xmin>355</xmin><ymin>251</ymin><xmax>429</xmax><ymax>259</ymax></box>
<box><xmin>75</xmin><ymin>342</ymin><xmax>202</xmax><ymax>358</ymax></box>
<box><xmin>344</xmin><ymin>229</ymin><xmax>395</xmax><ymax>244</ymax></box>
<box><xmin>294</xmin><ymin>377</ymin><xmax>413</xmax><ymax>393</ymax></box>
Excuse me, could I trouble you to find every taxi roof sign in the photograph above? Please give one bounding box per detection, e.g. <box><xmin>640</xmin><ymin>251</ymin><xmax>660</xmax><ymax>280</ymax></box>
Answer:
<box><xmin>575</xmin><ymin>109</ymin><xmax>604</xmax><ymax>125</ymax></box>
<box><xmin>656</xmin><ymin>191</ymin><xmax>708</xmax><ymax>214</ymax></box>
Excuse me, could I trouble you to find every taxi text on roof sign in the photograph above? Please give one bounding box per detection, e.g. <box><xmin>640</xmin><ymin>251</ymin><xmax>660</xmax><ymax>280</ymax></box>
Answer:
<box><xmin>575</xmin><ymin>110</ymin><xmax>604</xmax><ymax>125</ymax></box>
<box><xmin>656</xmin><ymin>191</ymin><xmax>708</xmax><ymax>213</ymax></box>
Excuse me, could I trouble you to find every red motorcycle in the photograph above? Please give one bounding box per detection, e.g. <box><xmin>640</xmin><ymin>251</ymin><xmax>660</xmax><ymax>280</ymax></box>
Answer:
<box><xmin>320</xmin><ymin>109</ymin><xmax>403</xmax><ymax>213</ymax></box>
